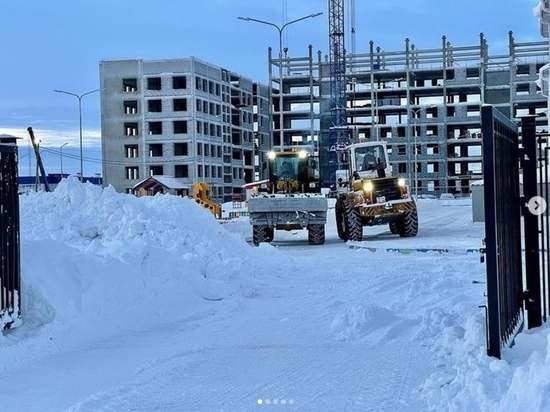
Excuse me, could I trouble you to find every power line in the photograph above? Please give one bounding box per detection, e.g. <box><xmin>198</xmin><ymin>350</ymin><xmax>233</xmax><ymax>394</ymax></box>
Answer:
<box><xmin>39</xmin><ymin>146</ymin><xmax>225</xmax><ymax>168</ymax></box>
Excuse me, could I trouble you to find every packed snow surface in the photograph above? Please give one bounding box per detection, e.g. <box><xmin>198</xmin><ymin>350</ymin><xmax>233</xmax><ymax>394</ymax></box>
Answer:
<box><xmin>1</xmin><ymin>177</ymin><xmax>549</xmax><ymax>411</ymax></box>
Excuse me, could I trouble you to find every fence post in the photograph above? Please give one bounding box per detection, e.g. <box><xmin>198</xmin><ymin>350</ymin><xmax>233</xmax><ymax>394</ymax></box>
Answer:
<box><xmin>521</xmin><ymin>116</ymin><xmax>542</xmax><ymax>328</ymax></box>
<box><xmin>0</xmin><ymin>134</ymin><xmax>22</xmax><ymax>331</ymax></box>
<box><xmin>481</xmin><ymin>105</ymin><xmax>502</xmax><ymax>358</ymax></box>
<box><xmin>481</xmin><ymin>105</ymin><xmax>523</xmax><ymax>359</ymax></box>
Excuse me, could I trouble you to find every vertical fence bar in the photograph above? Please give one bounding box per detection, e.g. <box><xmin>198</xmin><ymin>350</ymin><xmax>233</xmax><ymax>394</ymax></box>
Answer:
<box><xmin>481</xmin><ymin>105</ymin><xmax>523</xmax><ymax>359</ymax></box>
<box><xmin>0</xmin><ymin>136</ymin><xmax>21</xmax><ymax>331</ymax></box>
<box><xmin>522</xmin><ymin>116</ymin><xmax>542</xmax><ymax>328</ymax></box>
<box><xmin>482</xmin><ymin>105</ymin><xmax>502</xmax><ymax>358</ymax></box>
<box><xmin>544</xmin><ymin>145</ymin><xmax>550</xmax><ymax>322</ymax></box>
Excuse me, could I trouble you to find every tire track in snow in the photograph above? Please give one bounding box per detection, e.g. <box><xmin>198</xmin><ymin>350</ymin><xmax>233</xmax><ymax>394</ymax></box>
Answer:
<box><xmin>60</xmin><ymin>202</ymin><xmax>478</xmax><ymax>411</ymax></box>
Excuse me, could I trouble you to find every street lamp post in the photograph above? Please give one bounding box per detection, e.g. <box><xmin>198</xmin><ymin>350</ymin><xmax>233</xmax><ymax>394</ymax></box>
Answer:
<box><xmin>54</xmin><ymin>88</ymin><xmax>100</xmax><ymax>182</ymax></box>
<box><xmin>238</xmin><ymin>12</ymin><xmax>323</xmax><ymax>148</ymax></box>
<box><xmin>59</xmin><ymin>142</ymin><xmax>68</xmax><ymax>178</ymax></box>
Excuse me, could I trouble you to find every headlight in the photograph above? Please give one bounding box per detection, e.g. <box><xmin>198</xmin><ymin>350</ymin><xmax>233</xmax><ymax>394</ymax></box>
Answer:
<box><xmin>268</xmin><ymin>151</ymin><xmax>276</xmax><ymax>160</ymax></box>
<box><xmin>298</xmin><ymin>150</ymin><xmax>307</xmax><ymax>159</ymax></box>
<box><xmin>363</xmin><ymin>181</ymin><xmax>374</xmax><ymax>192</ymax></box>
<box><xmin>398</xmin><ymin>178</ymin><xmax>406</xmax><ymax>187</ymax></box>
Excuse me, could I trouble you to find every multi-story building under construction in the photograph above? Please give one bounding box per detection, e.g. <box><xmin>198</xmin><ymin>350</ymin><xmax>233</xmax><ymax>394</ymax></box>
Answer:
<box><xmin>268</xmin><ymin>32</ymin><xmax>548</xmax><ymax>195</ymax></box>
<box><xmin>99</xmin><ymin>57</ymin><xmax>271</xmax><ymax>202</ymax></box>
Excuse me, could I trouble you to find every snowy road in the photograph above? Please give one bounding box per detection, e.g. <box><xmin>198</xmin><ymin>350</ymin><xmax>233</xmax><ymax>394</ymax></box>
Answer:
<box><xmin>1</xmin><ymin>189</ymin><xmax>489</xmax><ymax>412</ymax></box>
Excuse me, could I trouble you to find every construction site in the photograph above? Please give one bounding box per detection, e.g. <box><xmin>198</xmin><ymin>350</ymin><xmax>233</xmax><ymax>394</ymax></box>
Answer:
<box><xmin>267</xmin><ymin>1</ymin><xmax>549</xmax><ymax>196</ymax></box>
<box><xmin>98</xmin><ymin>1</ymin><xmax>549</xmax><ymax>200</ymax></box>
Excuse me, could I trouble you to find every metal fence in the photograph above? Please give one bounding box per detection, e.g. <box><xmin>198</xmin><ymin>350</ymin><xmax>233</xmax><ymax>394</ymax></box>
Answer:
<box><xmin>481</xmin><ymin>105</ymin><xmax>524</xmax><ymax>359</ymax></box>
<box><xmin>0</xmin><ymin>136</ymin><xmax>21</xmax><ymax>331</ymax></box>
<box><xmin>522</xmin><ymin>116</ymin><xmax>550</xmax><ymax>327</ymax></box>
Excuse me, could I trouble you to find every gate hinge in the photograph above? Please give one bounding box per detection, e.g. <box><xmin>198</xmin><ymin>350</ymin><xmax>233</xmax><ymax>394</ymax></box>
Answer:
<box><xmin>523</xmin><ymin>290</ymin><xmax>537</xmax><ymax>311</ymax></box>
<box><xmin>518</xmin><ymin>147</ymin><xmax>525</xmax><ymax>164</ymax></box>
<box><xmin>479</xmin><ymin>238</ymin><xmax>486</xmax><ymax>263</ymax></box>
<box><xmin>519</xmin><ymin>196</ymin><xmax>530</xmax><ymax>216</ymax></box>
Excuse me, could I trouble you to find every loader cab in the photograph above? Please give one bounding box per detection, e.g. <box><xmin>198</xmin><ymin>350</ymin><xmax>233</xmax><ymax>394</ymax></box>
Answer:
<box><xmin>268</xmin><ymin>150</ymin><xmax>321</xmax><ymax>193</ymax></box>
<box><xmin>349</xmin><ymin>143</ymin><xmax>391</xmax><ymax>179</ymax></box>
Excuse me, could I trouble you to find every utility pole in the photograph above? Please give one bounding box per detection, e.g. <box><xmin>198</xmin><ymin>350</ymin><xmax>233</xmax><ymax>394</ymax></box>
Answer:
<box><xmin>238</xmin><ymin>12</ymin><xmax>323</xmax><ymax>148</ymax></box>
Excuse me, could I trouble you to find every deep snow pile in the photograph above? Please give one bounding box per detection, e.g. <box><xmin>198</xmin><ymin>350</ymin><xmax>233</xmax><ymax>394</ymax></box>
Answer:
<box><xmin>420</xmin><ymin>309</ymin><xmax>550</xmax><ymax>411</ymax></box>
<box><xmin>2</xmin><ymin>178</ymin><xmax>550</xmax><ymax>411</ymax></box>
<box><xmin>3</xmin><ymin>178</ymin><xmax>287</xmax><ymax>367</ymax></box>
<box><xmin>20</xmin><ymin>177</ymin><xmax>250</xmax><ymax>257</ymax></box>
<box><xmin>224</xmin><ymin>201</ymin><xmax>550</xmax><ymax>412</ymax></box>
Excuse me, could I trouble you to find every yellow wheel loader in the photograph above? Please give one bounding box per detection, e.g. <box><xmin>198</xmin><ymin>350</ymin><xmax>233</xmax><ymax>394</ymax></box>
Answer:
<box><xmin>335</xmin><ymin>142</ymin><xmax>418</xmax><ymax>242</ymax></box>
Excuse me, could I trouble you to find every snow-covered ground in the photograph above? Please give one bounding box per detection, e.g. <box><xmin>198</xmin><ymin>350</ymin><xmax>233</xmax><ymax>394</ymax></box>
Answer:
<box><xmin>1</xmin><ymin>177</ymin><xmax>549</xmax><ymax>411</ymax></box>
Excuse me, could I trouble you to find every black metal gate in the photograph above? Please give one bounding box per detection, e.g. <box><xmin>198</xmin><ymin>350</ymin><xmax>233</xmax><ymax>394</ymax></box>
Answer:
<box><xmin>0</xmin><ymin>135</ymin><xmax>21</xmax><ymax>330</ymax></box>
<box><xmin>481</xmin><ymin>105</ymin><xmax>524</xmax><ymax>359</ymax></box>
<box><xmin>521</xmin><ymin>116</ymin><xmax>550</xmax><ymax>328</ymax></box>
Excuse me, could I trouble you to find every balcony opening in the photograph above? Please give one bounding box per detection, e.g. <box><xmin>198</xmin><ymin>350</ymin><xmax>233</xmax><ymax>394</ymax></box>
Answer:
<box><xmin>150</xmin><ymin>165</ymin><xmax>164</xmax><ymax>176</ymax></box>
<box><xmin>175</xmin><ymin>164</ymin><xmax>189</xmax><ymax>178</ymax></box>
<box><xmin>174</xmin><ymin>121</ymin><xmax>188</xmax><ymax>134</ymax></box>
<box><xmin>124</xmin><ymin>145</ymin><xmax>139</xmax><ymax>158</ymax></box>
<box><xmin>147</xmin><ymin>77</ymin><xmax>162</xmax><ymax>91</ymax></box>
<box><xmin>173</xmin><ymin>76</ymin><xmax>187</xmax><ymax>89</ymax></box>
<box><xmin>174</xmin><ymin>142</ymin><xmax>188</xmax><ymax>156</ymax></box>
<box><xmin>123</xmin><ymin>78</ymin><xmax>137</xmax><ymax>92</ymax></box>
<box><xmin>123</xmin><ymin>100</ymin><xmax>138</xmax><ymax>114</ymax></box>
<box><xmin>148</xmin><ymin>122</ymin><xmax>163</xmax><ymax>135</ymax></box>
<box><xmin>148</xmin><ymin>100</ymin><xmax>162</xmax><ymax>113</ymax></box>
<box><xmin>124</xmin><ymin>123</ymin><xmax>139</xmax><ymax>136</ymax></box>
<box><xmin>173</xmin><ymin>98</ymin><xmax>187</xmax><ymax>112</ymax></box>
<box><xmin>125</xmin><ymin>166</ymin><xmax>139</xmax><ymax>180</ymax></box>
<box><xmin>149</xmin><ymin>143</ymin><xmax>163</xmax><ymax>157</ymax></box>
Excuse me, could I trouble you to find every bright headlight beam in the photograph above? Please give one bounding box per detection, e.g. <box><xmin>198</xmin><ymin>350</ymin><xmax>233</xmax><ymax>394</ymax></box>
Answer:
<box><xmin>363</xmin><ymin>181</ymin><xmax>373</xmax><ymax>192</ymax></box>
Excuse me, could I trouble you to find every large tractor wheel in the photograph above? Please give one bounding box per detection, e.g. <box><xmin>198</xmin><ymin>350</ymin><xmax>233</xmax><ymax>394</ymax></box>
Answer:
<box><xmin>335</xmin><ymin>200</ymin><xmax>346</xmax><ymax>240</ymax></box>
<box><xmin>389</xmin><ymin>222</ymin><xmax>399</xmax><ymax>234</ymax></box>
<box><xmin>266</xmin><ymin>227</ymin><xmax>275</xmax><ymax>243</ymax></box>
<box><xmin>335</xmin><ymin>197</ymin><xmax>362</xmax><ymax>242</ymax></box>
<box><xmin>397</xmin><ymin>208</ymin><xmax>419</xmax><ymax>237</ymax></box>
<box><xmin>308</xmin><ymin>224</ymin><xmax>325</xmax><ymax>245</ymax></box>
<box><xmin>252</xmin><ymin>225</ymin><xmax>271</xmax><ymax>246</ymax></box>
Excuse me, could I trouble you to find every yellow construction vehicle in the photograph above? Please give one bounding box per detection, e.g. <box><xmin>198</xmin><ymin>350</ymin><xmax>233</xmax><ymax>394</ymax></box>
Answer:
<box><xmin>192</xmin><ymin>182</ymin><xmax>222</xmax><ymax>218</ymax></box>
<box><xmin>335</xmin><ymin>142</ymin><xmax>418</xmax><ymax>241</ymax></box>
<box><xmin>248</xmin><ymin>148</ymin><xmax>328</xmax><ymax>246</ymax></box>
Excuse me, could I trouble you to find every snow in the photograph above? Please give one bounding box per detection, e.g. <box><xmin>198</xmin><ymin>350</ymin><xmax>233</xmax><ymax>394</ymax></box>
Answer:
<box><xmin>1</xmin><ymin>176</ymin><xmax>550</xmax><ymax>411</ymax></box>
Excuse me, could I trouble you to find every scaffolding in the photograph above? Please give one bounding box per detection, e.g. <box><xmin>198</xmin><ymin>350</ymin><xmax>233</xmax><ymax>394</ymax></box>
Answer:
<box><xmin>268</xmin><ymin>32</ymin><xmax>548</xmax><ymax>195</ymax></box>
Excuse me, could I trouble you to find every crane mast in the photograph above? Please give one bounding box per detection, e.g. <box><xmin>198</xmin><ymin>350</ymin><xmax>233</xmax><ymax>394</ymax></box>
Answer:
<box><xmin>327</xmin><ymin>0</ymin><xmax>351</xmax><ymax>191</ymax></box>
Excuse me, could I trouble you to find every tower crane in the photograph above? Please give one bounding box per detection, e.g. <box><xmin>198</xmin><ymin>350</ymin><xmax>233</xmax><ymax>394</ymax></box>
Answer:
<box><xmin>327</xmin><ymin>0</ymin><xmax>351</xmax><ymax>191</ymax></box>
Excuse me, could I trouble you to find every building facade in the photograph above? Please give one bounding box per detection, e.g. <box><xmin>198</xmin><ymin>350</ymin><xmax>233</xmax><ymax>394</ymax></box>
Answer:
<box><xmin>99</xmin><ymin>34</ymin><xmax>548</xmax><ymax>199</ymax></box>
<box><xmin>99</xmin><ymin>57</ymin><xmax>271</xmax><ymax>202</ymax></box>
<box><xmin>268</xmin><ymin>33</ymin><xmax>549</xmax><ymax>195</ymax></box>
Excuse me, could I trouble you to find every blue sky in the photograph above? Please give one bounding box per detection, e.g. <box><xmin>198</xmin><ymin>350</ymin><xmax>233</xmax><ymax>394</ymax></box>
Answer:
<box><xmin>0</xmin><ymin>0</ymin><xmax>543</xmax><ymax>176</ymax></box>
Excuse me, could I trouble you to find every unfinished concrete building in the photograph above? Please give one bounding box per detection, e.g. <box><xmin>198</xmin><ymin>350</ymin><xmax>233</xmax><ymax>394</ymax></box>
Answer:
<box><xmin>99</xmin><ymin>57</ymin><xmax>271</xmax><ymax>202</ymax></box>
<box><xmin>268</xmin><ymin>33</ymin><xmax>548</xmax><ymax>195</ymax></box>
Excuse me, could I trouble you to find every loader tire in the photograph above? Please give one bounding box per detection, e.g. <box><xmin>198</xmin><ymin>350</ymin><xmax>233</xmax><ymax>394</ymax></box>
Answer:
<box><xmin>266</xmin><ymin>227</ymin><xmax>274</xmax><ymax>243</ymax></box>
<box><xmin>397</xmin><ymin>208</ymin><xmax>418</xmax><ymax>237</ymax></box>
<box><xmin>252</xmin><ymin>225</ymin><xmax>271</xmax><ymax>246</ymax></box>
<box><xmin>335</xmin><ymin>200</ymin><xmax>346</xmax><ymax>240</ymax></box>
<box><xmin>389</xmin><ymin>222</ymin><xmax>399</xmax><ymax>234</ymax></box>
<box><xmin>308</xmin><ymin>224</ymin><xmax>325</xmax><ymax>245</ymax></box>
<box><xmin>336</xmin><ymin>197</ymin><xmax>362</xmax><ymax>242</ymax></box>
